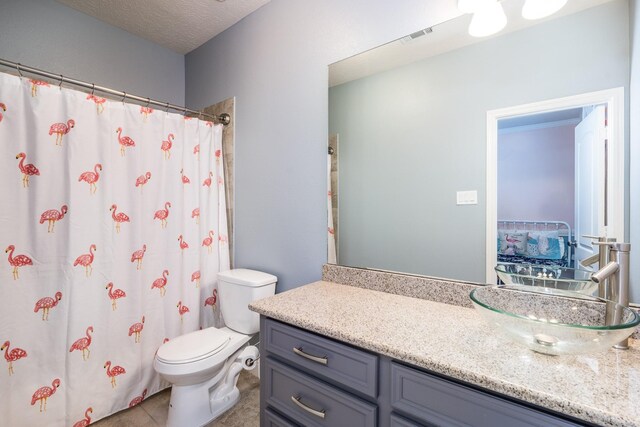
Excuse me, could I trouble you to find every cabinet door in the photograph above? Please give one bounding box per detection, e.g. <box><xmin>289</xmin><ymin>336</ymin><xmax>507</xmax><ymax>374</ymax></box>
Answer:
<box><xmin>265</xmin><ymin>407</ymin><xmax>300</xmax><ymax>427</ymax></box>
<box><xmin>264</xmin><ymin>356</ymin><xmax>377</xmax><ymax>427</ymax></box>
<box><xmin>390</xmin><ymin>413</ymin><xmax>427</xmax><ymax>427</ymax></box>
<box><xmin>264</xmin><ymin>318</ymin><xmax>378</xmax><ymax>398</ymax></box>
<box><xmin>391</xmin><ymin>362</ymin><xmax>586</xmax><ymax>427</ymax></box>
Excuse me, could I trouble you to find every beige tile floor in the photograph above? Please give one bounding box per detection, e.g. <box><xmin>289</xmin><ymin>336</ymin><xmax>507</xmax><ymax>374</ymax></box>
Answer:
<box><xmin>92</xmin><ymin>371</ymin><xmax>260</xmax><ymax>427</ymax></box>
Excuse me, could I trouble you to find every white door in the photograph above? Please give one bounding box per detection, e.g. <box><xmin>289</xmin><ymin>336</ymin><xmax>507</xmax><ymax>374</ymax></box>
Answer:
<box><xmin>574</xmin><ymin>105</ymin><xmax>607</xmax><ymax>268</ymax></box>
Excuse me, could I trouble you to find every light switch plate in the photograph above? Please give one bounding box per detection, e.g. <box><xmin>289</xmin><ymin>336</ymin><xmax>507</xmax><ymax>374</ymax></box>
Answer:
<box><xmin>457</xmin><ymin>190</ymin><xmax>478</xmax><ymax>205</ymax></box>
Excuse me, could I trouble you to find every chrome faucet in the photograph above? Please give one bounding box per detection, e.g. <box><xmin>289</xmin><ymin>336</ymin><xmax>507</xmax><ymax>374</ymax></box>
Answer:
<box><xmin>580</xmin><ymin>236</ymin><xmax>616</xmax><ymax>299</ymax></box>
<box><xmin>590</xmin><ymin>242</ymin><xmax>631</xmax><ymax>349</ymax></box>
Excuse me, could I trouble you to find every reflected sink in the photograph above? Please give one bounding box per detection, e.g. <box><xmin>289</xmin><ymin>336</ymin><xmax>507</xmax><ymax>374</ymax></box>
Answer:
<box><xmin>495</xmin><ymin>263</ymin><xmax>597</xmax><ymax>296</ymax></box>
<box><xmin>470</xmin><ymin>284</ymin><xmax>639</xmax><ymax>355</ymax></box>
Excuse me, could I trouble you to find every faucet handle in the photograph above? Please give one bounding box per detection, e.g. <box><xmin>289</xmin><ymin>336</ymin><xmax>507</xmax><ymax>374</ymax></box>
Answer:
<box><xmin>583</xmin><ymin>235</ymin><xmax>616</xmax><ymax>245</ymax></box>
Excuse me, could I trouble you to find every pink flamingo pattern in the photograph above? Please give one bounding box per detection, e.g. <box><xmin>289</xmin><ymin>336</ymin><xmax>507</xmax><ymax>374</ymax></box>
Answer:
<box><xmin>177</xmin><ymin>301</ymin><xmax>190</xmax><ymax>322</ymax></box>
<box><xmin>203</xmin><ymin>171</ymin><xmax>213</xmax><ymax>187</ymax></box>
<box><xmin>151</xmin><ymin>270</ymin><xmax>169</xmax><ymax>296</ymax></box>
<box><xmin>87</xmin><ymin>93</ymin><xmax>107</xmax><ymax>113</ymax></box>
<box><xmin>31</xmin><ymin>379</ymin><xmax>60</xmax><ymax>412</ymax></box>
<box><xmin>180</xmin><ymin>169</ymin><xmax>190</xmax><ymax>184</ymax></box>
<box><xmin>219</xmin><ymin>234</ymin><xmax>228</xmax><ymax>245</ymax></box>
<box><xmin>16</xmin><ymin>152</ymin><xmax>40</xmax><ymax>188</ymax></box>
<box><xmin>218</xmin><ymin>176</ymin><xmax>224</xmax><ymax>187</ymax></box>
<box><xmin>104</xmin><ymin>361</ymin><xmax>126</xmax><ymax>388</ymax></box>
<box><xmin>193</xmin><ymin>144</ymin><xmax>200</xmax><ymax>158</ymax></box>
<box><xmin>72</xmin><ymin>407</ymin><xmax>93</xmax><ymax>427</ymax></box>
<box><xmin>69</xmin><ymin>326</ymin><xmax>94</xmax><ymax>361</ymax></box>
<box><xmin>6</xmin><ymin>245</ymin><xmax>33</xmax><ymax>280</ymax></box>
<box><xmin>191</xmin><ymin>270</ymin><xmax>200</xmax><ymax>288</ymax></box>
<box><xmin>116</xmin><ymin>127</ymin><xmax>135</xmax><ymax>156</ymax></box>
<box><xmin>135</xmin><ymin>171</ymin><xmax>151</xmax><ymax>192</ymax></box>
<box><xmin>128</xmin><ymin>316</ymin><xmax>145</xmax><ymax>343</ymax></box>
<box><xmin>215</xmin><ymin>149</ymin><xmax>221</xmax><ymax>165</ymax></box>
<box><xmin>202</xmin><ymin>230</ymin><xmax>215</xmax><ymax>253</ymax></box>
<box><xmin>74</xmin><ymin>244</ymin><xmax>96</xmax><ymax>277</ymax></box>
<box><xmin>192</xmin><ymin>207</ymin><xmax>200</xmax><ymax>224</ymax></box>
<box><xmin>39</xmin><ymin>205</ymin><xmax>68</xmax><ymax>233</ymax></box>
<box><xmin>154</xmin><ymin>202</ymin><xmax>171</xmax><ymax>228</ymax></box>
<box><xmin>140</xmin><ymin>106</ymin><xmax>154</xmax><ymax>120</ymax></box>
<box><xmin>178</xmin><ymin>235</ymin><xmax>189</xmax><ymax>250</ymax></box>
<box><xmin>0</xmin><ymin>102</ymin><xmax>6</xmax><ymax>123</ymax></box>
<box><xmin>110</xmin><ymin>204</ymin><xmax>130</xmax><ymax>233</ymax></box>
<box><xmin>204</xmin><ymin>289</ymin><xmax>218</xmax><ymax>311</ymax></box>
<box><xmin>49</xmin><ymin>119</ymin><xmax>75</xmax><ymax>145</ymax></box>
<box><xmin>106</xmin><ymin>282</ymin><xmax>126</xmax><ymax>310</ymax></box>
<box><xmin>34</xmin><ymin>291</ymin><xmax>62</xmax><ymax>321</ymax></box>
<box><xmin>129</xmin><ymin>389</ymin><xmax>148</xmax><ymax>407</ymax></box>
<box><xmin>78</xmin><ymin>163</ymin><xmax>102</xmax><ymax>194</ymax></box>
<box><xmin>131</xmin><ymin>244</ymin><xmax>146</xmax><ymax>270</ymax></box>
<box><xmin>29</xmin><ymin>79</ymin><xmax>50</xmax><ymax>97</ymax></box>
<box><xmin>2</xmin><ymin>341</ymin><xmax>27</xmax><ymax>375</ymax></box>
<box><xmin>161</xmin><ymin>133</ymin><xmax>174</xmax><ymax>159</ymax></box>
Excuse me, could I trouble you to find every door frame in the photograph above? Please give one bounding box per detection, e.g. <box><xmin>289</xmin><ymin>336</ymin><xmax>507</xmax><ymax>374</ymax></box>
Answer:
<box><xmin>485</xmin><ymin>88</ymin><xmax>625</xmax><ymax>284</ymax></box>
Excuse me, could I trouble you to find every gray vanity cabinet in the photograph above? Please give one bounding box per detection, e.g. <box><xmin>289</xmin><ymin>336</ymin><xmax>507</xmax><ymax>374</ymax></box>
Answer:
<box><xmin>259</xmin><ymin>317</ymin><xmax>591</xmax><ymax>427</ymax></box>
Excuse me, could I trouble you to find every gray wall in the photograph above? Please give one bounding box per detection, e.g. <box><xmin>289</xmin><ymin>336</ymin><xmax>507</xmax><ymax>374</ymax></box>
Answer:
<box><xmin>0</xmin><ymin>0</ymin><xmax>185</xmax><ymax>105</ymax></box>
<box><xmin>185</xmin><ymin>0</ymin><xmax>461</xmax><ymax>292</ymax></box>
<box><xmin>329</xmin><ymin>1</ymin><xmax>629</xmax><ymax>282</ymax></box>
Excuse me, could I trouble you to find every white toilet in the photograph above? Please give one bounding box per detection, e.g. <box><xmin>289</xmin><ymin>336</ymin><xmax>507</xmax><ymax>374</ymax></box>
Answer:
<box><xmin>154</xmin><ymin>268</ymin><xmax>277</xmax><ymax>427</ymax></box>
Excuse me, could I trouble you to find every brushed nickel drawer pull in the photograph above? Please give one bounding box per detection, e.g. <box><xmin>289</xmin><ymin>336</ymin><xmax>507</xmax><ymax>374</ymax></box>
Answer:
<box><xmin>293</xmin><ymin>347</ymin><xmax>328</xmax><ymax>365</ymax></box>
<box><xmin>291</xmin><ymin>395</ymin><xmax>326</xmax><ymax>419</ymax></box>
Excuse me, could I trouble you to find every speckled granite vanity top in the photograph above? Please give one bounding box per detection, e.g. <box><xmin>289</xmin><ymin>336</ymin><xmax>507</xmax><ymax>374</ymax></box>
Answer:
<box><xmin>250</xmin><ymin>280</ymin><xmax>640</xmax><ymax>427</ymax></box>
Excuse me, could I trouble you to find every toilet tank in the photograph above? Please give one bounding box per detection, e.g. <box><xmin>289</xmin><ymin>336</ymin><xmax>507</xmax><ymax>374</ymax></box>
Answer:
<box><xmin>217</xmin><ymin>269</ymin><xmax>277</xmax><ymax>334</ymax></box>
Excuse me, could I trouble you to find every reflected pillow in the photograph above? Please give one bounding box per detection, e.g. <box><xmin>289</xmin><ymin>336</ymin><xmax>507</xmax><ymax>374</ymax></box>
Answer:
<box><xmin>528</xmin><ymin>231</ymin><xmax>565</xmax><ymax>260</ymax></box>
<box><xmin>498</xmin><ymin>231</ymin><xmax>528</xmax><ymax>256</ymax></box>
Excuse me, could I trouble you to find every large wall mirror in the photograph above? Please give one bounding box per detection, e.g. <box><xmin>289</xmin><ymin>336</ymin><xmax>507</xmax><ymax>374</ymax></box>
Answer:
<box><xmin>328</xmin><ymin>0</ymin><xmax>637</xmax><ymax>301</ymax></box>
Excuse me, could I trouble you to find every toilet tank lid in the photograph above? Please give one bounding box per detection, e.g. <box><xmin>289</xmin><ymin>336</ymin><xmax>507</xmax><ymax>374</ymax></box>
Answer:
<box><xmin>218</xmin><ymin>269</ymin><xmax>277</xmax><ymax>287</ymax></box>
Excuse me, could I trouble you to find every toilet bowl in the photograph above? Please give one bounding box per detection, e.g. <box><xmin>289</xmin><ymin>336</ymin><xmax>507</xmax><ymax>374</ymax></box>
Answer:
<box><xmin>153</xmin><ymin>269</ymin><xmax>276</xmax><ymax>427</ymax></box>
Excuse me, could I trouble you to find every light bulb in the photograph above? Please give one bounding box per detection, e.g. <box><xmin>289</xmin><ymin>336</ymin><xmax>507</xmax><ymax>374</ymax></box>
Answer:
<box><xmin>522</xmin><ymin>0</ymin><xmax>568</xmax><ymax>20</ymax></box>
<box><xmin>468</xmin><ymin>1</ymin><xmax>507</xmax><ymax>37</ymax></box>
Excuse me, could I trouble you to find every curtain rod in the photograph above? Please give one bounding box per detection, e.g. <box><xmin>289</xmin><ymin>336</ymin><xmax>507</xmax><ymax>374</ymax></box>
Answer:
<box><xmin>0</xmin><ymin>58</ymin><xmax>231</xmax><ymax>126</ymax></box>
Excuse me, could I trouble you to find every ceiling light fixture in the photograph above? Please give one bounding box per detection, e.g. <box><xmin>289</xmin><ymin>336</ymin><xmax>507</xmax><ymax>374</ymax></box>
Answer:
<box><xmin>522</xmin><ymin>0</ymin><xmax>568</xmax><ymax>20</ymax></box>
<box><xmin>468</xmin><ymin>0</ymin><xmax>507</xmax><ymax>38</ymax></box>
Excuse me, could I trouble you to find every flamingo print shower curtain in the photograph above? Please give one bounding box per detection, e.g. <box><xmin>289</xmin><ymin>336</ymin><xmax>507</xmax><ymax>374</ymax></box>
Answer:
<box><xmin>0</xmin><ymin>72</ymin><xmax>230</xmax><ymax>426</ymax></box>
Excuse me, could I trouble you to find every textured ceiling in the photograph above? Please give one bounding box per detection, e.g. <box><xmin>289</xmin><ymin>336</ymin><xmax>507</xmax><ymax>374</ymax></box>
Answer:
<box><xmin>57</xmin><ymin>0</ymin><xmax>270</xmax><ymax>54</ymax></box>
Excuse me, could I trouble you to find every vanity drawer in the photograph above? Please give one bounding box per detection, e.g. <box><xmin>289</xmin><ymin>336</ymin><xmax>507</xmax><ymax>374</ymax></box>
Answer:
<box><xmin>264</xmin><ymin>317</ymin><xmax>378</xmax><ymax>398</ymax></box>
<box><xmin>391</xmin><ymin>362</ymin><xmax>584</xmax><ymax>427</ymax></box>
<box><xmin>264</xmin><ymin>356</ymin><xmax>377</xmax><ymax>427</ymax></box>
<box><xmin>264</xmin><ymin>407</ymin><xmax>300</xmax><ymax>427</ymax></box>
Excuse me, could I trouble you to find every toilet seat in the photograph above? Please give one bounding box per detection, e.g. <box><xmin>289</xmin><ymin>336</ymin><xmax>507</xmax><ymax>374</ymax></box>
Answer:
<box><xmin>157</xmin><ymin>328</ymin><xmax>231</xmax><ymax>365</ymax></box>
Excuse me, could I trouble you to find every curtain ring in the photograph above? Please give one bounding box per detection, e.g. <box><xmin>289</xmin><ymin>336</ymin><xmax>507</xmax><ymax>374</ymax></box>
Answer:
<box><xmin>165</xmin><ymin>102</ymin><xmax>170</xmax><ymax>113</ymax></box>
<box><xmin>145</xmin><ymin>97</ymin><xmax>151</xmax><ymax>108</ymax></box>
<box><xmin>198</xmin><ymin>110</ymin><xmax>203</xmax><ymax>120</ymax></box>
<box><xmin>121</xmin><ymin>92</ymin><xmax>127</xmax><ymax>103</ymax></box>
<box><xmin>90</xmin><ymin>84</ymin><xmax>95</xmax><ymax>96</ymax></box>
<box><xmin>58</xmin><ymin>74</ymin><xmax>64</xmax><ymax>89</ymax></box>
<box><xmin>16</xmin><ymin>63</ymin><xmax>23</xmax><ymax>78</ymax></box>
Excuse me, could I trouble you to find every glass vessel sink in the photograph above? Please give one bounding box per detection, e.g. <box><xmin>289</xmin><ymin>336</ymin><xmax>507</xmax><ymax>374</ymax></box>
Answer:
<box><xmin>495</xmin><ymin>263</ymin><xmax>597</xmax><ymax>296</ymax></box>
<box><xmin>470</xmin><ymin>284</ymin><xmax>639</xmax><ymax>355</ymax></box>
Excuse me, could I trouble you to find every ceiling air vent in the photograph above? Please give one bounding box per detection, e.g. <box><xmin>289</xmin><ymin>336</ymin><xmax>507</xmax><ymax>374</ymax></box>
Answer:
<box><xmin>400</xmin><ymin>27</ymin><xmax>433</xmax><ymax>44</ymax></box>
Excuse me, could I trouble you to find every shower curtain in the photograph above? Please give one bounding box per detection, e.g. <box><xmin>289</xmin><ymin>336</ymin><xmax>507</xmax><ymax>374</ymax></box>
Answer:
<box><xmin>0</xmin><ymin>72</ymin><xmax>229</xmax><ymax>426</ymax></box>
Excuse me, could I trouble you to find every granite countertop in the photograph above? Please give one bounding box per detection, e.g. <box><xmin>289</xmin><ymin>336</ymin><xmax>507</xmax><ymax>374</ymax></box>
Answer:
<box><xmin>249</xmin><ymin>280</ymin><xmax>640</xmax><ymax>427</ymax></box>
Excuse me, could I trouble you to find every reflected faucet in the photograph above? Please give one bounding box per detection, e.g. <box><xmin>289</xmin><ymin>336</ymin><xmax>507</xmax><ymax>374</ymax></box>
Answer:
<box><xmin>590</xmin><ymin>242</ymin><xmax>631</xmax><ymax>349</ymax></box>
<box><xmin>580</xmin><ymin>236</ymin><xmax>616</xmax><ymax>299</ymax></box>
